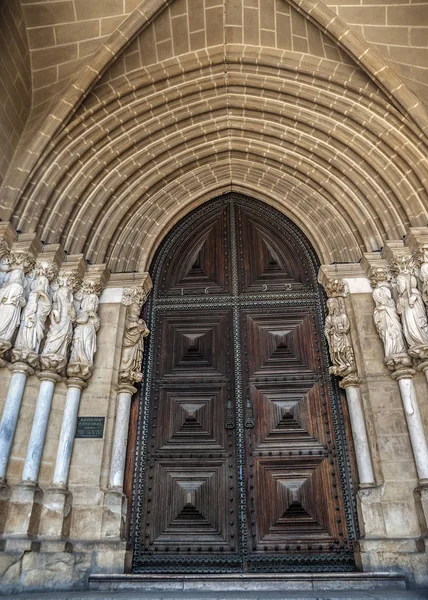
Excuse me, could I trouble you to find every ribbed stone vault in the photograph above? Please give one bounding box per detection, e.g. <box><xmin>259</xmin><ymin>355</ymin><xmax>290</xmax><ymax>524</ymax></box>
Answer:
<box><xmin>2</xmin><ymin>0</ymin><xmax>428</xmax><ymax>271</ymax></box>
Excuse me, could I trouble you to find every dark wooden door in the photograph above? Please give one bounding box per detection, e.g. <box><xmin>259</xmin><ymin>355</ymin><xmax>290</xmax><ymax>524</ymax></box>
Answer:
<box><xmin>130</xmin><ymin>195</ymin><xmax>357</xmax><ymax>573</ymax></box>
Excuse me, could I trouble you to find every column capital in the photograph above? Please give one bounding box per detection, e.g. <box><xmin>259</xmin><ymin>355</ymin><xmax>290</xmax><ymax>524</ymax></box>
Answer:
<box><xmin>339</xmin><ymin>373</ymin><xmax>363</xmax><ymax>389</ymax></box>
<box><xmin>66</xmin><ymin>377</ymin><xmax>87</xmax><ymax>391</ymax></box>
<box><xmin>8</xmin><ymin>361</ymin><xmax>34</xmax><ymax>377</ymax></box>
<box><xmin>117</xmin><ymin>383</ymin><xmax>137</xmax><ymax>395</ymax></box>
<box><xmin>37</xmin><ymin>370</ymin><xmax>62</xmax><ymax>384</ymax></box>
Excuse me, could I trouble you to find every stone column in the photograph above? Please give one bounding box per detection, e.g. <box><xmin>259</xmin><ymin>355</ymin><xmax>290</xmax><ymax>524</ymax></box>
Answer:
<box><xmin>52</xmin><ymin>378</ymin><xmax>87</xmax><ymax>489</ymax></box>
<box><xmin>102</xmin><ymin>283</ymin><xmax>150</xmax><ymax>539</ymax></box>
<box><xmin>21</xmin><ymin>372</ymin><xmax>62</xmax><ymax>485</ymax></box>
<box><xmin>341</xmin><ymin>379</ymin><xmax>375</xmax><ymax>485</ymax></box>
<box><xmin>0</xmin><ymin>363</ymin><xmax>33</xmax><ymax>482</ymax></box>
<box><xmin>108</xmin><ymin>384</ymin><xmax>137</xmax><ymax>490</ymax></box>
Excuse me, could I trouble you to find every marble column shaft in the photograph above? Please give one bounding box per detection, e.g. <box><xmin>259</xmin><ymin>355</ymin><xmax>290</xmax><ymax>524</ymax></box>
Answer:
<box><xmin>109</xmin><ymin>384</ymin><xmax>136</xmax><ymax>490</ymax></box>
<box><xmin>397</xmin><ymin>377</ymin><xmax>428</xmax><ymax>481</ymax></box>
<box><xmin>51</xmin><ymin>379</ymin><xmax>86</xmax><ymax>488</ymax></box>
<box><xmin>0</xmin><ymin>366</ymin><xmax>31</xmax><ymax>480</ymax></box>
<box><xmin>344</xmin><ymin>384</ymin><xmax>375</xmax><ymax>485</ymax></box>
<box><xmin>22</xmin><ymin>373</ymin><xmax>60</xmax><ymax>484</ymax></box>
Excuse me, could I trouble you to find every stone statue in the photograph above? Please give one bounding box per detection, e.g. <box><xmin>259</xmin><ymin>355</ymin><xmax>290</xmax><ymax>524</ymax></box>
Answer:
<box><xmin>119</xmin><ymin>301</ymin><xmax>149</xmax><ymax>384</ymax></box>
<box><xmin>325</xmin><ymin>296</ymin><xmax>356</xmax><ymax>378</ymax></box>
<box><xmin>419</xmin><ymin>247</ymin><xmax>428</xmax><ymax>306</ymax></box>
<box><xmin>373</xmin><ymin>284</ymin><xmax>408</xmax><ymax>363</ymax></box>
<box><xmin>396</xmin><ymin>273</ymin><xmax>428</xmax><ymax>356</ymax></box>
<box><xmin>40</xmin><ymin>272</ymin><xmax>78</xmax><ymax>374</ymax></box>
<box><xmin>67</xmin><ymin>291</ymin><xmax>100</xmax><ymax>380</ymax></box>
<box><xmin>12</xmin><ymin>273</ymin><xmax>52</xmax><ymax>367</ymax></box>
<box><xmin>0</xmin><ymin>268</ymin><xmax>27</xmax><ymax>355</ymax></box>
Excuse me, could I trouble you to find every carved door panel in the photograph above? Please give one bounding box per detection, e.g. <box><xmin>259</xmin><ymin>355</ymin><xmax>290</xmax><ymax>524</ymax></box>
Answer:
<box><xmin>130</xmin><ymin>194</ymin><xmax>357</xmax><ymax>573</ymax></box>
<box><xmin>134</xmin><ymin>309</ymin><xmax>240</xmax><ymax>571</ymax></box>
<box><xmin>241</xmin><ymin>307</ymin><xmax>351</xmax><ymax>571</ymax></box>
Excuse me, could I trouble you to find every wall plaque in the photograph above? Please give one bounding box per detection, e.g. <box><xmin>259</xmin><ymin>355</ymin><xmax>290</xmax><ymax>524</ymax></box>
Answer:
<box><xmin>75</xmin><ymin>416</ymin><xmax>105</xmax><ymax>439</ymax></box>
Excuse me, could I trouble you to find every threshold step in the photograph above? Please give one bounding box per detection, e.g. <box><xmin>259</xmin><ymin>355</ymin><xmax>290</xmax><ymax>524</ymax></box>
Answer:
<box><xmin>89</xmin><ymin>572</ymin><xmax>408</xmax><ymax>593</ymax></box>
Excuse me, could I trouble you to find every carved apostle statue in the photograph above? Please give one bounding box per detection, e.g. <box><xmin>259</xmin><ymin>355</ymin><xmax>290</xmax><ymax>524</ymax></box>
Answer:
<box><xmin>396</xmin><ymin>273</ymin><xmax>428</xmax><ymax>353</ymax></box>
<box><xmin>13</xmin><ymin>273</ymin><xmax>51</xmax><ymax>364</ymax></box>
<box><xmin>119</xmin><ymin>302</ymin><xmax>149</xmax><ymax>384</ymax></box>
<box><xmin>67</xmin><ymin>292</ymin><xmax>100</xmax><ymax>380</ymax></box>
<box><xmin>373</xmin><ymin>284</ymin><xmax>407</xmax><ymax>359</ymax></box>
<box><xmin>0</xmin><ymin>268</ymin><xmax>27</xmax><ymax>353</ymax></box>
<box><xmin>41</xmin><ymin>279</ymin><xmax>76</xmax><ymax>373</ymax></box>
<box><xmin>324</xmin><ymin>297</ymin><xmax>356</xmax><ymax>377</ymax></box>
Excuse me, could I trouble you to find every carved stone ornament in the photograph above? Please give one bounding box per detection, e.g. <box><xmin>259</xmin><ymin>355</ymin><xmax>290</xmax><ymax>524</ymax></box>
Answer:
<box><xmin>324</xmin><ymin>297</ymin><xmax>359</xmax><ymax>386</ymax></box>
<box><xmin>6</xmin><ymin>249</ymin><xmax>36</xmax><ymax>274</ymax></box>
<box><xmin>372</xmin><ymin>282</ymin><xmax>413</xmax><ymax>375</ymax></box>
<box><xmin>119</xmin><ymin>300</ymin><xmax>150</xmax><ymax>385</ymax></box>
<box><xmin>324</xmin><ymin>278</ymin><xmax>349</xmax><ymax>298</ymax></box>
<box><xmin>67</xmin><ymin>291</ymin><xmax>101</xmax><ymax>380</ymax></box>
<box><xmin>368</xmin><ymin>266</ymin><xmax>391</xmax><ymax>289</ymax></box>
<box><xmin>11</xmin><ymin>269</ymin><xmax>53</xmax><ymax>369</ymax></box>
<box><xmin>40</xmin><ymin>270</ymin><xmax>80</xmax><ymax>374</ymax></box>
<box><xmin>122</xmin><ymin>286</ymin><xmax>147</xmax><ymax>308</ymax></box>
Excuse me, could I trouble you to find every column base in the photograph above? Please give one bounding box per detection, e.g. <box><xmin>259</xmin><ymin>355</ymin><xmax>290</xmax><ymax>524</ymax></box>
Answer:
<box><xmin>0</xmin><ymin>478</ymin><xmax>11</xmax><ymax>534</ymax></box>
<box><xmin>355</xmin><ymin>537</ymin><xmax>428</xmax><ymax>587</ymax></box>
<box><xmin>356</xmin><ymin>483</ymin><xmax>387</xmax><ymax>538</ymax></box>
<box><xmin>101</xmin><ymin>490</ymin><xmax>127</xmax><ymax>540</ymax></box>
<box><xmin>4</xmin><ymin>482</ymin><xmax>42</xmax><ymax>538</ymax></box>
<box><xmin>414</xmin><ymin>480</ymin><xmax>428</xmax><ymax>535</ymax></box>
<box><xmin>38</xmin><ymin>487</ymin><xmax>72</xmax><ymax>539</ymax></box>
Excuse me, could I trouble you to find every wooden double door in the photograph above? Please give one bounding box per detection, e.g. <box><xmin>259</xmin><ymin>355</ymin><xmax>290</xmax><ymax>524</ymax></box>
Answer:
<box><xmin>129</xmin><ymin>195</ymin><xmax>357</xmax><ymax>573</ymax></box>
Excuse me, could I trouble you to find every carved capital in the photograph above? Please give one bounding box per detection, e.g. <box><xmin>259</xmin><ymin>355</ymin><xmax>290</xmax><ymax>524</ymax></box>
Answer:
<box><xmin>7</xmin><ymin>249</ymin><xmax>36</xmax><ymax>274</ymax></box>
<box><xmin>0</xmin><ymin>239</ymin><xmax>10</xmax><ymax>262</ymax></box>
<box><xmin>323</xmin><ymin>277</ymin><xmax>349</xmax><ymax>298</ymax></box>
<box><xmin>122</xmin><ymin>285</ymin><xmax>147</xmax><ymax>310</ymax></box>
<box><xmin>10</xmin><ymin>347</ymin><xmax>39</xmax><ymax>370</ymax></box>
<box><xmin>40</xmin><ymin>353</ymin><xmax>68</xmax><ymax>375</ymax></box>
<box><xmin>368</xmin><ymin>265</ymin><xmax>391</xmax><ymax>288</ymax></box>
<box><xmin>117</xmin><ymin>383</ymin><xmax>138</xmax><ymax>396</ymax></box>
<box><xmin>340</xmin><ymin>373</ymin><xmax>363</xmax><ymax>389</ymax></box>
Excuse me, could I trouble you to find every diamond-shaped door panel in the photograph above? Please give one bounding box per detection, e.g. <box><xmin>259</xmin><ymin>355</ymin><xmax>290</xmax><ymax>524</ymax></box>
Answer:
<box><xmin>160</xmin><ymin>206</ymin><xmax>231</xmax><ymax>296</ymax></box>
<box><xmin>145</xmin><ymin>460</ymin><xmax>235</xmax><ymax>549</ymax></box>
<box><xmin>244</xmin><ymin>311</ymin><xmax>320</xmax><ymax>376</ymax></box>
<box><xmin>159</xmin><ymin>312</ymin><xmax>231</xmax><ymax>377</ymax></box>
<box><xmin>155</xmin><ymin>385</ymin><xmax>227</xmax><ymax>452</ymax></box>
<box><xmin>236</xmin><ymin>206</ymin><xmax>310</xmax><ymax>293</ymax></box>
<box><xmin>251</xmin><ymin>382</ymin><xmax>325</xmax><ymax>450</ymax></box>
<box><xmin>252</xmin><ymin>457</ymin><xmax>337</xmax><ymax>548</ymax></box>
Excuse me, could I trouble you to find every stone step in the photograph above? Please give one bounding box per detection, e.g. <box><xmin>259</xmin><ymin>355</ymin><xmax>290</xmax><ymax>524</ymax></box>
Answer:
<box><xmin>89</xmin><ymin>572</ymin><xmax>408</xmax><ymax>594</ymax></box>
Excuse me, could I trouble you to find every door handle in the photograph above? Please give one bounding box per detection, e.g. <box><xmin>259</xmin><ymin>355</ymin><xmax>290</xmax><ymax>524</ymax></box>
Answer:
<box><xmin>245</xmin><ymin>396</ymin><xmax>255</xmax><ymax>429</ymax></box>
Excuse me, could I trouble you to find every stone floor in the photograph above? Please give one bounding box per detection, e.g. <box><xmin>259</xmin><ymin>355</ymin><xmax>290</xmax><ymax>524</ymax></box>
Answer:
<box><xmin>2</xmin><ymin>591</ymin><xmax>428</xmax><ymax>599</ymax></box>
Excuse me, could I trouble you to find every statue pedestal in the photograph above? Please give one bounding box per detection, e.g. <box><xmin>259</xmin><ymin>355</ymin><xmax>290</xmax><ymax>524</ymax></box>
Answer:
<box><xmin>101</xmin><ymin>490</ymin><xmax>127</xmax><ymax>540</ymax></box>
<box><xmin>4</xmin><ymin>482</ymin><xmax>42</xmax><ymax>539</ymax></box>
<box><xmin>38</xmin><ymin>487</ymin><xmax>72</xmax><ymax>539</ymax></box>
<box><xmin>357</xmin><ymin>483</ymin><xmax>386</xmax><ymax>538</ymax></box>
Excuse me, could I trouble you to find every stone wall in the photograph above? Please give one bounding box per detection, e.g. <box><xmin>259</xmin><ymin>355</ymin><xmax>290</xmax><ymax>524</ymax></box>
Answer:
<box><xmin>0</xmin><ymin>0</ymin><xmax>31</xmax><ymax>189</ymax></box>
